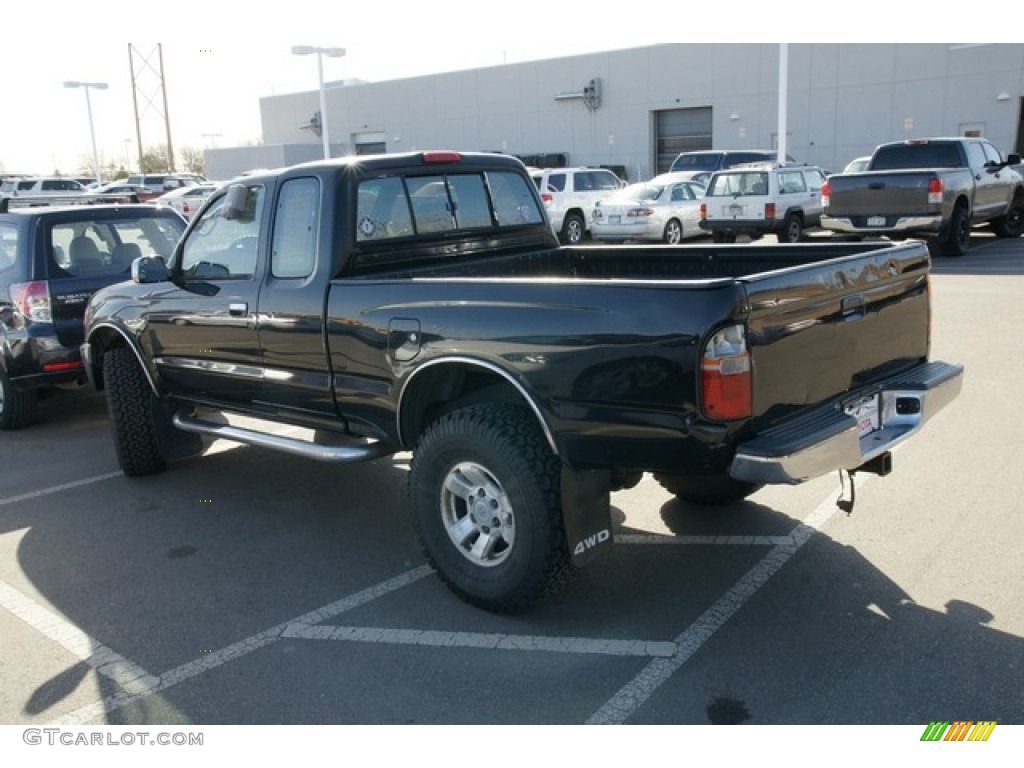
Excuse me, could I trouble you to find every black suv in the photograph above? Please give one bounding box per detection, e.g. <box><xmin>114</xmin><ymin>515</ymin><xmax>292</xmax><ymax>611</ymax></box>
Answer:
<box><xmin>0</xmin><ymin>202</ymin><xmax>186</xmax><ymax>428</ymax></box>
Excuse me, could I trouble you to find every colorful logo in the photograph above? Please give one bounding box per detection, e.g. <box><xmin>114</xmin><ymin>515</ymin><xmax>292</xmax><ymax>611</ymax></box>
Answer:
<box><xmin>921</xmin><ymin>721</ymin><xmax>997</xmax><ymax>742</ymax></box>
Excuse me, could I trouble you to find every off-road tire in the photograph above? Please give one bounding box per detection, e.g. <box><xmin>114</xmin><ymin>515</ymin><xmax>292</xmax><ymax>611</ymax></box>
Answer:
<box><xmin>103</xmin><ymin>346</ymin><xmax>169</xmax><ymax>476</ymax></box>
<box><xmin>0</xmin><ymin>368</ymin><xmax>39</xmax><ymax>430</ymax></box>
<box><xmin>654</xmin><ymin>473</ymin><xmax>763</xmax><ymax>506</ymax></box>
<box><xmin>408</xmin><ymin>403</ymin><xmax>572</xmax><ymax>612</ymax></box>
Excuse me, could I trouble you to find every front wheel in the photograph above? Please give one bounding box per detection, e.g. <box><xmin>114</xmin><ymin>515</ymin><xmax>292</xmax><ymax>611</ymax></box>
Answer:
<box><xmin>991</xmin><ymin>197</ymin><xmax>1024</xmax><ymax>238</ymax></box>
<box><xmin>654</xmin><ymin>473</ymin><xmax>763</xmax><ymax>506</ymax></box>
<box><xmin>560</xmin><ymin>213</ymin><xmax>586</xmax><ymax>245</ymax></box>
<box><xmin>408</xmin><ymin>404</ymin><xmax>572</xmax><ymax>611</ymax></box>
<box><xmin>662</xmin><ymin>218</ymin><xmax>683</xmax><ymax>244</ymax></box>
<box><xmin>103</xmin><ymin>346</ymin><xmax>172</xmax><ymax>476</ymax></box>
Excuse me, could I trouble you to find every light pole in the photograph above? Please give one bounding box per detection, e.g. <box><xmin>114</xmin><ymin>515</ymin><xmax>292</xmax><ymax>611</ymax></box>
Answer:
<box><xmin>63</xmin><ymin>80</ymin><xmax>108</xmax><ymax>183</ymax></box>
<box><xmin>291</xmin><ymin>45</ymin><xmax>346</xmax><ymax>160</ymax></box>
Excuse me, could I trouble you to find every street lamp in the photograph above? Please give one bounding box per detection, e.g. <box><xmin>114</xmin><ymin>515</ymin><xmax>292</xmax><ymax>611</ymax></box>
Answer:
<box><xmin>63</xmin><ymin>80</ymin><xmax>108</xmax><ymax>183</ymax></box>
<box><xmin>291</xmin><ymin>45</ymin><xmax>346</xmax><ymax>160</ymax></box>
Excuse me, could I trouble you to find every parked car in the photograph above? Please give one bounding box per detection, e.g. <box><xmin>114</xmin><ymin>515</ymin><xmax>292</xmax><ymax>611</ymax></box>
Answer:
<box><xmin>649</xmin><ymin>170</ymin><xmax>712</xmax><ymax>188</ymax></box>
<box><xmin>155</xmin><ymin>184</ymin><xmax>218</xmax><ymax>219</ymax></box>
<box><xmin>1</xmin><ymin>177</ymin><xmax>87</xmax><ymax>198</ymax></box>
<box><xmin>530</xmin><ymin>166</ymin><xmax>625</xmax><ymax>243</ymax></box>
<box><xmin>669</xmin><ymin>149</ymin><xmax>789</xmax><ymax>175</ymax></box>
<box><xmin>124</xmin><ymin>173</ymin><xmax>199</xmax><ymax>193</ymax></box>
<box><xmin>842</xmin><ymin>156</ymin><xmax>871</xmax><ymax>174</ymax></box>
<box><xmin>0</xmin><ymin>203</ymin><xmax>187</xmax><ymax>428</ymax></box>
<box><xmin>700</xmin><ymin>163</ymin><xmax>828</xmax><ymax>243</ymax></box>
<box><xmin>591</xmin><ymin>179</ymin><xmax>706</xmax><ymax>244</ymax></box>
<box><xmin>89</xmin><ymin>181</ymin><xmax>163</xmax><ymax>203</ymax></box>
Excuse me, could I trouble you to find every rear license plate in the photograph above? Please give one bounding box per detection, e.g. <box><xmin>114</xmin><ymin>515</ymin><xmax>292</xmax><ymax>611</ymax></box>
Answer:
<box><xmin>608</xmin><ymin>215</ymin><xmax>620</xmax><ymax>224</ymax></box>
<box><xmin>729</xmin><ymin>204</ymin><xmax>744</xmax><ymax>216</ymax></box>
<box><xmin>867</xmin><ymin>215</ymin><xmax>886</xmax><ymax>227</ymax></box>
<box><xmin>846</xmin><ymin>394</ymin><xmax>880</xmax><ymax>437</ymax></box>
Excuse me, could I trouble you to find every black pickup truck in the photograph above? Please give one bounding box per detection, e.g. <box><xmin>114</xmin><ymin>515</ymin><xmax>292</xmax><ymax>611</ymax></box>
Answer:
<box><xmin>81</xmin><ymin>151</ymin><xmax>963</xmax><ymax>610</ymax></box>
<box><xmin>821</xmin><ymin>137</ymin><xmax>1024</xmax><ymax>257</ymax></box>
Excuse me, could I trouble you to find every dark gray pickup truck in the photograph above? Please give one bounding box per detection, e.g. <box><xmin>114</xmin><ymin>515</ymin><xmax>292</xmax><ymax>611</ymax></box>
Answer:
<box><xmin>82</xmin><ymin>151</ymin><xmax>963</xmax><ymax>610</ymax></box>
<box><xmin>821</xmin><ymin>137</ymin><xmax>1024</xmax><ymax>257</ymax></box>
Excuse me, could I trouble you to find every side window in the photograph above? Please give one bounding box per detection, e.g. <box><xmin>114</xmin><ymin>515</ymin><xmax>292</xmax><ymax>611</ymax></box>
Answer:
<box><xmin>592</xmin><ymin>172</ymin><xmax>622</xmax><ymax>192</ymax></box>
<box><xmin>546</xmin><ymin>174</ymin><xmax>566</xmax><ymax>193</ymax></box>
<box><xmin>180</xmin><ymin>185</ymin><xmax>265</xmax><ymax>280</ymax></box>
<box><xmin>271</xmin><ymin>177</ymin><xmax>320</xmax><ymax>279</ymax></box>
<box><xmin>980</xmin><ymin>142</ymin><xmax>1003</xmax><ymax>166</ymax></box>
<box><xmin>965</xmin><ymin>142</ymin><xmax>988</xmax><ymax>169</ymax></box>
<box><xmin>778</xmin><ymin>171</ymin><xmax>806</xmax><ymax>194</ymax></box>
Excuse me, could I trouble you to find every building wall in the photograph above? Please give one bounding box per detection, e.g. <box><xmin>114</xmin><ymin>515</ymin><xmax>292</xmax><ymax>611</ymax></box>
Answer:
<box><xmin>249</xmin><ymin>43</ymin><xmax>1024</xmax><ymax>180</ymax></box>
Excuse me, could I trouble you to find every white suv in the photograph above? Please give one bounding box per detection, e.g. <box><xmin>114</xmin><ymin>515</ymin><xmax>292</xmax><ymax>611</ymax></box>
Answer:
<box><xmin>2</xmin><ymin>177</ymin><xmax>87</xmax><ymax>198</ymax></box>
<box><xmin>699</xmin><ymin>163</ymin><xmax>827</xmax><ymax>243</ymax></box>
<box><xmin>530</xmin><ymin>167</ymin><xmax>624</xmax><ymax>243</ymax></box>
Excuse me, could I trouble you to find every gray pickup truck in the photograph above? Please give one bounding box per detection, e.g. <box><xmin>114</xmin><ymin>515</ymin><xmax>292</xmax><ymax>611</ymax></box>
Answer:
<box><xmin>821</xmin><ymin>137</ymin><xmax>1024</xmax><ymax>257</ymax></box>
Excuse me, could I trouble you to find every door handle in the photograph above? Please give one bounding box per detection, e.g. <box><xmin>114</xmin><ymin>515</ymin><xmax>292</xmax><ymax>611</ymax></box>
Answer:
<box><xmin>228</xmin><ymin>302</ymin><xmax>248</xmax><ymax>316</ymax></box>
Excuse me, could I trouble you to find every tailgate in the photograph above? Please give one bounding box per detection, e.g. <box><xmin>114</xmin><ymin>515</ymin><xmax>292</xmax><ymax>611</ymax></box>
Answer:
<box><xmin>743</xmin><ymin>240</ymin><xmax>932</xmax><ymax>426</ymax></box>
<box><xmin>826</xmin><ymin>171</ymin><xmax>938</xmax><ymax>217</ymax></box>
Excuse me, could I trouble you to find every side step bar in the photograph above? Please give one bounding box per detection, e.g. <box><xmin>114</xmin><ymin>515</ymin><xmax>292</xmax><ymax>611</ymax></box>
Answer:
<box><xmin>172</xmin><ymin>411</ymin><xmax>395</xmax><ymax>463</ymax></box>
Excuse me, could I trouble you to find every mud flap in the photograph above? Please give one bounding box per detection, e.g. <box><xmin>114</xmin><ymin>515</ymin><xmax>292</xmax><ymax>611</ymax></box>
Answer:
<box><xmin>561</xmin><ymin>467</ymin><xmax>614</xmax><ymax>567</ymax></box>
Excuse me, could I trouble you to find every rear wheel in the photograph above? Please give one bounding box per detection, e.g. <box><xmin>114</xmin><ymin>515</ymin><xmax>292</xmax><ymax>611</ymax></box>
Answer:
<box><xmin>560</xmin><ymin>213</ymin><xmax>586</xmax><ymax>245</ymax></box>
<box><xmin>0</xmin><ymin>369</ymin><xmax>39</xmax><ymax>430</ymax></box>
<box><xmin>937</xmin><ymin>205</ymin><xmax>970</xmax><ymax>257</ymax></box>
<box><xmin>663</xmin><ymin>218</ymin><xmax>683</xmax><ymax>244</ymax></box>
<box><xmin>654</xmin><ymin>473</ymin><xmax>763</xmax><ymax>506</ymax></box>
<box><xmin>777</xmin><ymin>213</ymin><xmax>804</xmax><ymax>243</ymax></box>
<box><xmin>408</xmin><ymin>403</ymin><xmax>572</xmax><ymax>611</ymax></box>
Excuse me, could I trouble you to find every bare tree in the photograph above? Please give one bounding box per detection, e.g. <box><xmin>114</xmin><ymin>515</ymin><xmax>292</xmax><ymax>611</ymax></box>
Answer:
<box><xmin>180</xmin><ymin>146</ymin><xmax>206</xmax><ymax>176</ymax></box>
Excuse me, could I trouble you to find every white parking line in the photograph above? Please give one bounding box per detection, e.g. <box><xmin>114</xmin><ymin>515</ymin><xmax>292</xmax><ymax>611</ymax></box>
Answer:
<box><xmin>283</xmin><ymin>624</ymin><xmax>677</xmax><ymax>658</ymax></box>
<box><xmin>3</xmin><ymin>464</ymin><xmax>859</xmax><ymax>725</ymax></box>
<box><xmin>585</xmin><ymin>491</ymin><xmax>849</xmax><ymax>724</ymax></box>
<box><xmin>0</xmin><ymin>580</ymin><xmax>159</xmax><ymax>696</ymax></box>
<box><xmin>0</xmin><ymin>471</ymin><xmax>122</xmax><ymax>507</ymax></box>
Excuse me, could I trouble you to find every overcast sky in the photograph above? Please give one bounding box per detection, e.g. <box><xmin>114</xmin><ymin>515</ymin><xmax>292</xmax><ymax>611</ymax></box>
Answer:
<box><xmin>0</xmin><ymin>1</ymin><xmax>1002</xmax><ymax>176</ymax></box>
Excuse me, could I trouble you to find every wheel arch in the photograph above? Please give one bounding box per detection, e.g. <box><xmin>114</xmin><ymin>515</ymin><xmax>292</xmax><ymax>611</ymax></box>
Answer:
<box><xmin>397</xmin><ymin>356</ymin><xmax>558</xmax><ymax>455</ymax></box>
<box><xmin>84</xmin><ymin>323</ymin><xmax>159</xmax><ymax>395</ymax></box>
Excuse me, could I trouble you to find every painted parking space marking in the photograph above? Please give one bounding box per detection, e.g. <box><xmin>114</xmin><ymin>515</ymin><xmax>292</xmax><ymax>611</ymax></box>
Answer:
<box><xmin>0</xmin><ymin>580</ymin><xmax>158</xmax><ymax>696</ymax></box>
<box><xmin>282</xmin><ymin>623</ymin><xmax>677</xmax><ymax>658</ymax></box>
<box><xmin>0</xmin><ymin>471</ymin><xmax>122</xmax><ymax>508</ymax></box>
<box><xmin>586</xmin><ymin>490</ymin><xmax>847</xmax><ymax>724</ymax></box>
<box><xmin>2</xmin><ymin>462</ymin><xmax>862</xmax><ymax>725</ymax></box>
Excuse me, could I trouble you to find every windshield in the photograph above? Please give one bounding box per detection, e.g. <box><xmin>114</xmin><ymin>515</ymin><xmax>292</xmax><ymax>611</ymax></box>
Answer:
<box><xmin>671</xmin><ymin>154</ymin><xmax>719</xmax><ymax>172</ymax></box>
<box><xmin>706</xmin><ymin>172</ymin><xmax>769</xmax><ymax>197</ymax></box>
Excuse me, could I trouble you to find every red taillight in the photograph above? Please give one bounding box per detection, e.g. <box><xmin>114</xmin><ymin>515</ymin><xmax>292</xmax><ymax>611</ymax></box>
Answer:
<box><xmin>422</xmin><ymin>151</ymin><xmax>462</xmax><ymax>164</ymax></box>
<box><xmin>9</xmin><ymin>281</ymin><xmax>52</xmax><ymax>323</ymax></box>
<box><xmin>927</xmin><ymin>177</ymin><xmax>943</xmax><ymax>204</ymax></box>
<box><xmin>821</xmin><ymin>180</ymin><xmax>830</xmax><ymax>208</ymax></box>
<box><xmin>628</xmin><ymin>208</ymin><xmax>654</xmax><ymax>218</ymax></box>
<box><xmin>765</xmin><ymin>203</ymin><xmax>776</xmax><ymax>219</ymax></box>
<box><xmin>700</xmin><ymin>202</ymin><xmax>707</xmax><ymax>219</ymax></box>
<box><xmin>541</xmin><ymin>192</ymin><xmax>553</xmax><ymax>205</ymax></box>
<box><xmin>701</xmin><ymin>324</ymin><xmax>752</xmax><ymax>421</ymax></box>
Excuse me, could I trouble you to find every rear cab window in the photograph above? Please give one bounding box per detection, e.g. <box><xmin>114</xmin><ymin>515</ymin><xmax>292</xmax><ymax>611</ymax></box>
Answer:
<box><xmin>355</xmin><ymin>170</ymin><xmax>543</xmax><ymax>243</ymax></box>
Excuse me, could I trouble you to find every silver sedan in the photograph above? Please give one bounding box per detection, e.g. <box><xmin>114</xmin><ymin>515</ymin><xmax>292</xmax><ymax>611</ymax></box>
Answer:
<box><xmin>591</xmin><ymin>180</ymin><xmax>706</xmax><ymax>244</ymax></box>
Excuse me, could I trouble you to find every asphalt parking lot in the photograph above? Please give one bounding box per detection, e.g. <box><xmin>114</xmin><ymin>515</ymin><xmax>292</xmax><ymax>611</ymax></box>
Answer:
<box><xmin>2</xmin><ymin>232</ymin><xmax>1023</xmax><ymax>737</ymax></box>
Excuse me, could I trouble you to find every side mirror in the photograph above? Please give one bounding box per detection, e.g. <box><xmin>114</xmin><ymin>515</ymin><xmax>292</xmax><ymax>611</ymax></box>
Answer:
<box><xmin>132</xmin><ymin>255</ymin><xmax>170</xmax><ymax>284</ymax></box>
<box><xmin>1006</xmin><ymin>153</ymin><xmax>1022</xmax><ymax>166</ymax></box>
<box><xmin>222</xmin><ymin>184</ymin><xmax>251</xmax><ymax>221</ymax></box>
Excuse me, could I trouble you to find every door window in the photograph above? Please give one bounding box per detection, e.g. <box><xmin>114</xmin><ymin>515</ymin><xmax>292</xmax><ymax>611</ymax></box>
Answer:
<box><xmin>180</xmin><ymin>185</ymin><xmax>265</xmax><ymax>280</ymax></box>
<box><xmin>271</xmin><ymin>178</ymin><xmax>320</xmax><ymax>279</ymax></box>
